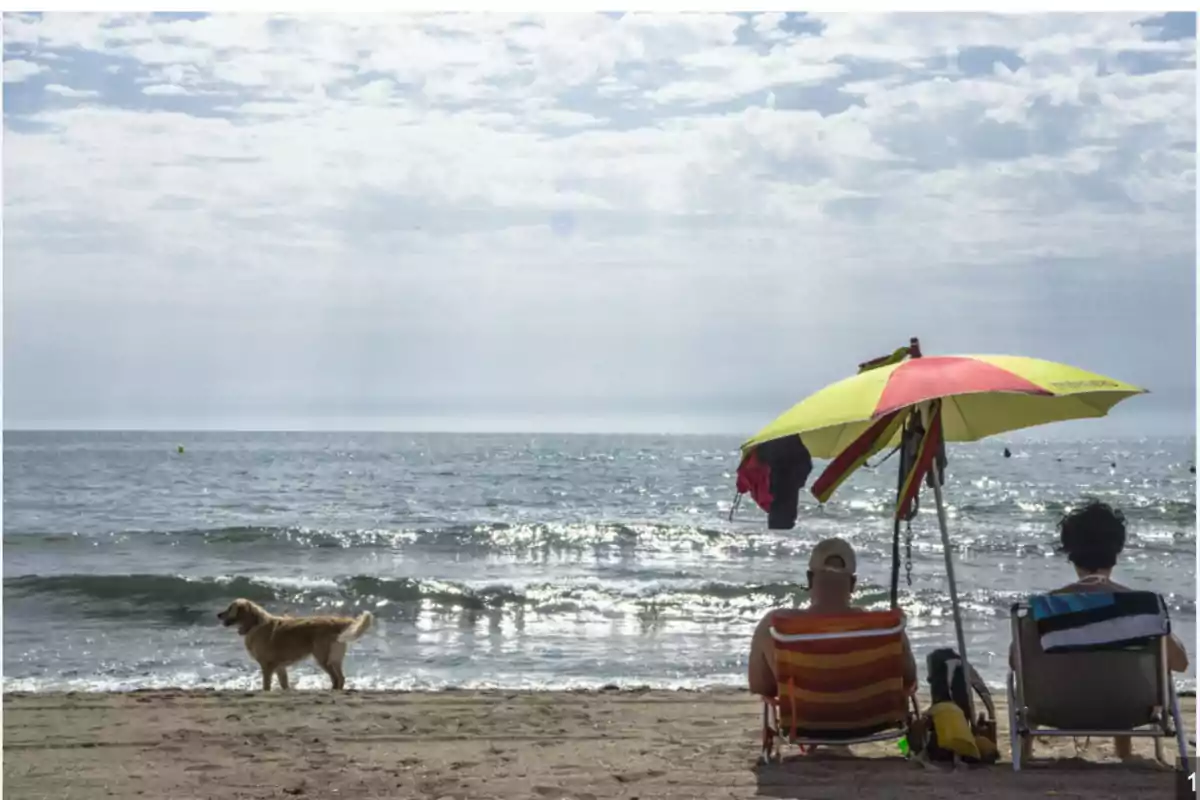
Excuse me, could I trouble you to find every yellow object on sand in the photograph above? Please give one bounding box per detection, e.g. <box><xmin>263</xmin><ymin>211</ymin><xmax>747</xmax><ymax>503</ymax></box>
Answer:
<box><xmin>928</xmin><ymin>701</ymin><xmax>980</xmax><ymax>760</ymax></box>
<box><xmin>975</xmin><ymin>733</ymin><xmax>999</xmax><ymax>762</ymax></box>
<box><xmin>742</xmin><ymin>354</ymin><xmax>1145</xmax><ymax>459</ymax></box>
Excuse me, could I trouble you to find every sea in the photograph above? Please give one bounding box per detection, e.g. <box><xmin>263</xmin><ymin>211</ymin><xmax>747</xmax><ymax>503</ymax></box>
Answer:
<box><xmin>3</xmin><ymin>431</ymin><xmax>1195</xmax><ymax>693</ymax></box>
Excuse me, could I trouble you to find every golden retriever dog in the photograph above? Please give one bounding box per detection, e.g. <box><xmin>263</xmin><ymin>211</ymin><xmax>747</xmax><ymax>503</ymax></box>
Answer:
<box><xmin>217</xmin><ymin>598</ymin><xmax>374</xmax><ymax>691</ymax></box>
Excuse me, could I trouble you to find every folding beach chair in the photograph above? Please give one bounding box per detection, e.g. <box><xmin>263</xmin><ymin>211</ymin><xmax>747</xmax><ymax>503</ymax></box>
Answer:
<box><xmin>759</xmin><ymin>608</ymin><xmax>918</xmax><ymax>763</ymax></box>
<box><xmin>1007</xmin><ymin>591</ymin><xmax>1189</xmax><ymax>772</ymax></box>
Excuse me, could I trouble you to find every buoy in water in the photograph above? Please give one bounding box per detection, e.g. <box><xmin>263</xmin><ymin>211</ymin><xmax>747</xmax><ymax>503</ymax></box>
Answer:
<box><xmin>1003</xmin><ymin>447</ymin><xmax>1011</xmax><ymax>459</ymax></box>
<box><xmin>177</xmin><ymin>445</ymin><xmax>185</xmax><ymax>454</ymax></box>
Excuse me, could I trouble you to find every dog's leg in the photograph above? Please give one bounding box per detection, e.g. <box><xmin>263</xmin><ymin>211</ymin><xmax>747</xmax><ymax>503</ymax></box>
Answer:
<box><xmin>321</xmin><ymin>642</ymin><xmax>348</xmax><ymax>691</ymax></box>
<box><xmin>316</xmin><ymin>659</ymin><xmax>339</xmax><ymax>690</ymax></box>
<box><xmin>334</xmin><ymin>642</ymin><xmax>348</xmax><ymax>690</ymax></box>
<box><xmin>261</xmin><ymin>664</ymin><xmax>275</xmax><ymax>691</ymax></box>
<box><xmin>276</xmin><ymin>667</ymin><xmax>290</xmax><ymax>690</ymax></box>
<box><xmin>332</xmin><ymin>664</ymin><xmax>346</xmax><ymax>691</ymax></box>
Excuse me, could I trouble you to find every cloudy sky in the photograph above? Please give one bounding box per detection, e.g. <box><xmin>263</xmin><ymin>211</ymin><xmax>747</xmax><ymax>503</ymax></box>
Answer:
<box><xmin>3</xmin><ymin>12</ymin><xmax>1196</xmax><ymax>435</ymax></box>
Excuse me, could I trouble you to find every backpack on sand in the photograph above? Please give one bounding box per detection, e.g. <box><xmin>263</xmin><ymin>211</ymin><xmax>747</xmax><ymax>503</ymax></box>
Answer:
<box><xmin>909</xmin><ymin>648</ymin><xmax>999</xmax><ymax>765</ymax></box>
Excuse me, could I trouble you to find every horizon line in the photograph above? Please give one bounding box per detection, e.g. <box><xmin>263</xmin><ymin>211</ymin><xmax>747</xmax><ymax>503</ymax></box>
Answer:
<box><xmin>2</xmin><ymin>427</ymin><xmax>743</xmax><ymax>436</ymax></box>
<box><xmin>2</xmin><ymin>427</ymin><xmax>1194</xmax><ymax>442</ymax></box>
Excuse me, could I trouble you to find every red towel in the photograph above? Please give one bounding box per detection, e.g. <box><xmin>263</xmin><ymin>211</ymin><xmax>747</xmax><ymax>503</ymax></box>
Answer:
<box><xmin>736</xmin><ymin>450</ymin><xmax>773</xmax><ymax>512</ymax></box>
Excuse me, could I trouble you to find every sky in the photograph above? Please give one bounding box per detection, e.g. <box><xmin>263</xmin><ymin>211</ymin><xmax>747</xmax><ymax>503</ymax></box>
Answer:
<box><xmin>2</xmin><ymin>12</ymin><xmax>1196</xmax><ymax>435</ymax></box>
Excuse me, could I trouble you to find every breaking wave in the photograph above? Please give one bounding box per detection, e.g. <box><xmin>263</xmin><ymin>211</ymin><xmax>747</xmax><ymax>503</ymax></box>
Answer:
<box><xmin>9</xmin><ymin>572</ymin><xmax>1192</xmax><ymax>626</ymax></box>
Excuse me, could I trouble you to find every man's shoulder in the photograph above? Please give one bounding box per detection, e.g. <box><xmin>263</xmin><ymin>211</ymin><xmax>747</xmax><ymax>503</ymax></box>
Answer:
<box><xmin>762</xmin><ymin>606</ymin><xmax>867</xmax><ymax>620</ymax></box>
<box><xmin>1051</xmin><ymin>581</ymin><xmax>1133</xmax><ymax>594</ymax></box>
<box><xmin>764</xmin><ymin>608</ymin><xmax>810</xmax><ymax>621</ymax></box>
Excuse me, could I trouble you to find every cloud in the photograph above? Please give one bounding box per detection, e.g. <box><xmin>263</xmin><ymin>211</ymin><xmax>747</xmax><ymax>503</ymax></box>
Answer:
<box><xmin>44</xmin><ymin>83</ymin><xmax>99</xmax><ymax>98</ymax></box>
<box><xmin>2</xmin><ymin>12</ymin><xmax>1194</xmax><ymax>432</ymax></box>
<box><xmin>4</xmin><ymin>58</ymin><xmax>45</xmax><ymax>83</ymax></box>
<box><xmin>141</xmin><ymin>84</ymin><xmax>190</xmax><ymax>96</ymax></box>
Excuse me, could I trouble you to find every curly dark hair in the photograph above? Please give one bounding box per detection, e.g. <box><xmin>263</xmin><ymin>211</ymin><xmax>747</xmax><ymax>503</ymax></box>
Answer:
<box><xmin>1057</xmin><ymin>499</ymin><xmax>1126</xmax><ymax>572</ymax></box>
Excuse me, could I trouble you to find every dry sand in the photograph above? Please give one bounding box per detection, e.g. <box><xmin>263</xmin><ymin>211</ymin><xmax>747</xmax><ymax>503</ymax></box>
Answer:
<box><xmin>3</xmin><ymin>688</ymin><xmax>1193</xmax><ymax>799</ymax></box>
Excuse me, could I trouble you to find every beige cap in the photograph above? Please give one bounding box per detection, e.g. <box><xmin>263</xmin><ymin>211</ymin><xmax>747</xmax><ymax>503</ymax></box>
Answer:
<box><xmin>809</xmin><ymin>537</ymin><xmax>857</xmax><ymax>574</ymax></box>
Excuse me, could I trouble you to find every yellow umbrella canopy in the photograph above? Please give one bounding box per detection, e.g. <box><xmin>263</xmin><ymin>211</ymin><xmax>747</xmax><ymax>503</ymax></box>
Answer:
<box><xmin>742</xmin><ymin>354</ymin><xmax>1146</xmax><ymax>459</ymax></box>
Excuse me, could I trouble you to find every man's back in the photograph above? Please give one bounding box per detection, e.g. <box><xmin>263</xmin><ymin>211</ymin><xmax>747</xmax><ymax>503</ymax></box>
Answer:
<box><xmin>749</xmin><ymin>605</ymin><xmax>916</xmax><ymax>697</ymax></box>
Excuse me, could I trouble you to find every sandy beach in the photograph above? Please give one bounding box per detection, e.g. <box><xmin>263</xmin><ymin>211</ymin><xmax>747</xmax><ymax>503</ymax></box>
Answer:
<box><xmin>3</xmin><ymin>688</ymin><xmax>1191</xmax><ymax>799</ymax></box>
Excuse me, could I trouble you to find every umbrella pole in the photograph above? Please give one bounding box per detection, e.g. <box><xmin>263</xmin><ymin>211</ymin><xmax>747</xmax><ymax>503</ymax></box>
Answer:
<box><xmin>889</xmin><ymin>514</ymin><xmax>901</xmax><ymax>608</ymax></box>
<box><xmin>929</xmin><ymin>471</ymin><xmax>978</xmax><ymax>729</ymax></box>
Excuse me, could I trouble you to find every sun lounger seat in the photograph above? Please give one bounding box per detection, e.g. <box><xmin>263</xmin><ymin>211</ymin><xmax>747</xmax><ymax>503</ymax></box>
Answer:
<box><xmin>759</xmin><ymin>608</ymin><xmax>917</xmax><ymax>763</ymax></box>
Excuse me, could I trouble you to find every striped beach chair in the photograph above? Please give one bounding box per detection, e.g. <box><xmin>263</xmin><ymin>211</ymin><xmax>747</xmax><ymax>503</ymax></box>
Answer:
<box><xmin>760</xmin><ymin>608</ymin><xmax>918</xmax><ymax>763</ymax></box>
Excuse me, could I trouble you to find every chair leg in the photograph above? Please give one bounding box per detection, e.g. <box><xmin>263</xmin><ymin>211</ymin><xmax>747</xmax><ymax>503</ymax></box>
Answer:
<box><xmin>759</xmin><ymin>736</ymin><xmax>773</xmax><ymax>764</ymax></box>
<box><xmin>760</xmin><ymin>703</ymin><xmax>783</xmax><ymax>765</ymax></box>
<box><xmin>1007</xmin><ymin>674</ymin><xmax>1022</xmax><ymax>772</ymax></box>
<box><xmin>1170</xmin><ymin>689</ymin><xmax>1190</xmax><ymax>773</ymax></box>
<box><xmin>760</xmin><ymin>705</ymin><xmax>773</xmax><ymax>765</ymax></box>
<box><xmin>904</xmin><ymin>707</ymin><xmax>918</xmax><ymax>761</ymax></box>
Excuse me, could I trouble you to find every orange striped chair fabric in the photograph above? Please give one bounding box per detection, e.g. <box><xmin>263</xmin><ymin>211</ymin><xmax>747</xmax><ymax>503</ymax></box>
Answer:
<box><xmin>768</xmin><ymin>608</ymin><xmax>909</xmax><ymax>741</ymax></box>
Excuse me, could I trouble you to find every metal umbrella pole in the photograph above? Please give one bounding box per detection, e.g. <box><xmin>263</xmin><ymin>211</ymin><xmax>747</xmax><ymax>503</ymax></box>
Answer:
<box><xmin>889</xmin><ymin>514</ymin><xmax>902</xmax><ymax>609</ymax></box>
<box><xmin>925</xmin><ymin>401</ymin><xmax>978</xmax><ymax>728</ymax></box>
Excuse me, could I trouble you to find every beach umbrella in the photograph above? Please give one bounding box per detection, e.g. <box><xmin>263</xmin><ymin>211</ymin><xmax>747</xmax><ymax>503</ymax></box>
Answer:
<box><xmin>738</xmin><ymin>338</ymin><xmax>1147</xmax><ymax>723</ymax></box>
<box><xmin>743</xmin><ymin>339</ymin><xmax>1146</xmax><ymax>459</ymax></box>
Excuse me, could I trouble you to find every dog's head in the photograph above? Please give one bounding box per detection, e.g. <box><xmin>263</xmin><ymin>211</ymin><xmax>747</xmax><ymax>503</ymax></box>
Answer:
<box><xmin>217</xmin><ymin>598</ymin><xmax>265</xmax><ymax>635</ymax></box>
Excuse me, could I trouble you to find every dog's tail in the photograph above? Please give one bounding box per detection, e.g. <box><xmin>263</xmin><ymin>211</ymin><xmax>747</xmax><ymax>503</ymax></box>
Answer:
<box><xmin>338</xmin><ymin>611</ymin><xmax>374</xmax><ymax>643</ymax></box>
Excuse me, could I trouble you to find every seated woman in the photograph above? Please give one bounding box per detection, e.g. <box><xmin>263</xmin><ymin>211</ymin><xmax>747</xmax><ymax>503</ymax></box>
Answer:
<box><xmin>1010</xmin><ymin>499</ymin><xmax>1189</xmax><ymax>761</ymax></box>
<box><xmin>748</xmin><ymin>537</ymin><xmax>918</xmax><ymax>699</ymax></box>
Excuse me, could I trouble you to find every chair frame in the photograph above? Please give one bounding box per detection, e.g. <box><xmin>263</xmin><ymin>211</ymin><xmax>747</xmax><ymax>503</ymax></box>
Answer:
<box><xmin>1007</xmin><ymin>598</ymin><xmax>1190</xmax><ymax>773</ymax></box>
<box><xmin>759</xmin><ymin>619</ymin><xmax>919</xmax><ymax>764</ymax></box>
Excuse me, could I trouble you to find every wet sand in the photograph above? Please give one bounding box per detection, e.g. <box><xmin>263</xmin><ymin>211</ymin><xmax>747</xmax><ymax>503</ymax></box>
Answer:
<box><xmin>3</xmin><ymin>689</ymin><xmax>1192</xmax><ymax>799</ymax></box>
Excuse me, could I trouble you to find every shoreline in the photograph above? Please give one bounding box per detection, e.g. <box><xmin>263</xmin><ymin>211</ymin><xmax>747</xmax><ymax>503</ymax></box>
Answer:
<box><xmin>5</xmin><ymin>689</ymin><xmax>1192</xmax><ymax>799</ymax></box>
<box><xmin>6</xmin><ymin>681</ymin><xmax>1196</xmax><ymax>696</ymax></box>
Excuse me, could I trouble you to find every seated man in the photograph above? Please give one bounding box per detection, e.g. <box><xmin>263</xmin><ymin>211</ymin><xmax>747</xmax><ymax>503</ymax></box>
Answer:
<box><xmin>1010</xmin><ymin>499</ymin><xmax>1189</xmax><ymax>760</ymax></box>
<box><xmin>748</xmin><ymin>536</ymin><xmax>919</xmax><ymax>699</ymax></box>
